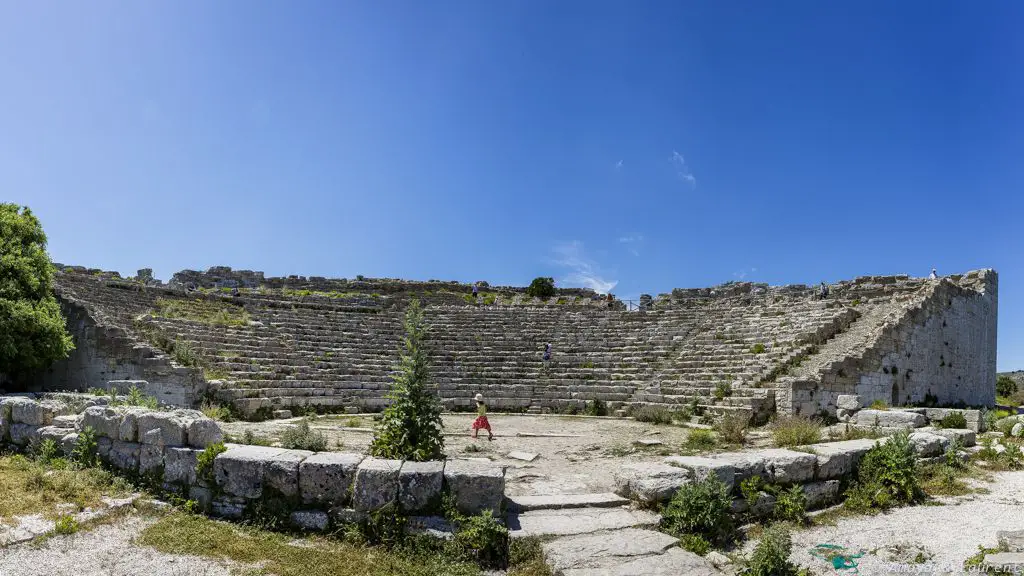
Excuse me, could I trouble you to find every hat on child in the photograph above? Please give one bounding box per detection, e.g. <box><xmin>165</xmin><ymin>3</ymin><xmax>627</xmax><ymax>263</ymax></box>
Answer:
<box><xmin>474</xmin><ymin>393</ymin><xmax>484</xmax><ymax>402</ymax></box>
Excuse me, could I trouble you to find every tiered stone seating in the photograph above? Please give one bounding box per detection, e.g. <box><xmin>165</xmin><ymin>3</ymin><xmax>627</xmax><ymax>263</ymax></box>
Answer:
<box><xmin>52</xmin><ymin>267</ymin><xmax>970</xmax><ymax>421</ymax></box>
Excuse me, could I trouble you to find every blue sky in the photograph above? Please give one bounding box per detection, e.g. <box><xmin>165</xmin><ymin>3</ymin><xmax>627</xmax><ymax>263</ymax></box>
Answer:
<box><xmin>2</xmin><ymin>1</ymin><xmax>1022</xmax><ymax>369</ymax></box>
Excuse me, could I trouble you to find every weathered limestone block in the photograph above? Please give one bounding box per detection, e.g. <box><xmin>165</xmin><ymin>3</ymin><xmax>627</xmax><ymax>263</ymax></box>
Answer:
<box><xmin>138</xmin><ymin>412</ymin><xmax>187</xmax><ymax>447</ymax></box>
<box><xmin>836</xmin><ymin>395</ymin><xmax>862</xmax><ymax>411</ymax></box>
<box><xmin>853</xmin><ymin>409</ymin><xmax>926</xmax><ymax>429</ymax></box>
<box><xmin>613</xmin><ymin>463</ymin><xmax>690</xmax><ymax>505</ymax></box>
<box><xmin>542</xmin><ymin>528</ymin><xmax>681</xmax><ymax>573</ymax></box>
<box><xmin>708</xmin><ymin>452</ymin><xmax>766</xmax><ymax>483</ymax></box>
<box><xmin>399</xmin><ymin>460</ymin><xmax>444</xmax><ymax>513</ymax></box>
<box><xmin>1012</xmin><ymin>423</ymin><xmax>1024</xmax><ymax>438</ymax></box>
<box><xmin>920</xmin><ymin>427</ymin><xmax>976</xmax><ymax>447</ymax></box>
<box><xmin>8</xmin><ymin>397</ymin><xmax>54</xmax><ymax>426</ymax></box>
<box><xmin>108</xmin><ymin>440</ymin><xmax>141</xmax><ymax>471</ymax></box>
<box><xmin>663</xmin><ymin>456</ymin><xmax>735</xmax><ymax>490</ymax></box>
<box><xmin>997</xmin><ymin>530</ymin><xmax>1024</xmax><ymax>552</ymax></box>
<box><xmin>214</xmin><ymin>446</ymin><xmax>312</xmax><ymax>500</ymax></box>
<box><xmin>186</xmin><ymin>416</ymin><xmax>224</xmax><ymax>448</ymax></box>
<box><xmin>98</xmin><ymin>436</ymin><xmax>113</xmax><ymax>459</ymax></box>
<box><xmin>164</xmin><ymin>446</ymin><xmax>201</xmax><ymax>486</ymax></box>
<box><xmin>760</xmin><ymin>449</ymin><xmax>816</xmax><ymax>484</ymax></box>
<box><xmin>10</xmin><ymin>423</ymin><xmax>40</xmax><ymax>446</ymax></box>
<box><xmin>211</xmin><ymin>495</ymin><xmax>247</xmax><ymax>519</ymax></box>
<box><xmin>909</xmin><ymin>431</ymin><xmax>949</xmax><ymax>457</ymax></box>
<box><xmin>923</xmin><ymin>408</ymin><xmax>982</xmax><ymax>432</ymax></box>
<box><xmin>290</xmin><ymin>510</ymin><xmax>330</xmax><ymax>532</ymax></box>
<box><xmin>443</xmin><ymin>459</ymin><xmax>506</xmax><ymax>515</ymax></box>
<box><xmin>61</xmin><ymin>433</ymin><xmax>78</xmax><ymax>457</ymax></box>
<box><xmin>81</xmin><ymin>406</ymin><xmax>121</xmax><ymax>439</ymax></box>
<box><xmin>0</xmin><ymin>401</ymin><xmax>10</xmax><ymax>441</ymax></box>
<box><xmin>810</xmin><ymin>439</ymin><xmax>878</xmax><ymax>480</ymax></box>
<box><xmin>298</xmin><ymin>452</ymin><xmax>364</xmax><ymax>506</ymax></box>
<box><xmin>139</xmin><ymin>444</ymin><xmax>164</xmax><ymax>474</ymax></box>
<box><xmin>983</xmin><ymin>553</ymin><xmax>1024</xmax><ymax>573</ymax></box>
<box><xmin>353</xmin><ymin>457</ymin><xmax>402</xmax><ymax>512</ymax></box>
<box><xmin>117</xmin><ymin>407</ymin><xmax>152</xmax><ymax>442</ymax></box>
<box><xmin>802</xmin><ymin>480</ymin><xmax>841</xmax><ymax>509</ymax></box>
<box><xmin>37</xmin><ymin>425</ymin><xmax>71</xmax><ymax>445</ymax></box>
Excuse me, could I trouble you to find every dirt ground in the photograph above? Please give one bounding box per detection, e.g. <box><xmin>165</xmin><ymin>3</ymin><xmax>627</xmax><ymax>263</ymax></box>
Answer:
<box><xmin>220</xmin><ymin>413</ymin><xmax>748</xmax><ymax>496</ymax></box>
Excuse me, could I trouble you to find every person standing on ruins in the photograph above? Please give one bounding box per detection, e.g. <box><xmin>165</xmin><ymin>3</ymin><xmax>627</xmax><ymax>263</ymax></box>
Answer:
<box><xmin>819</xmin><ymin>282</ymin><xmax>829</xmax><ymax>299</ymax></box>
<box><xmin>929</xmin><ymin>268</ymin><xmax>938</xmax><ymax>280</ymax></box>
<box><xmin>471</xmin><ymin>393</ymin><xmax>493</xmax><ymax>440</ymax></box>
<box><xmin>543</xmin><ymin>342</ymin><xmax>552</xmax><ymax>363</ymax></box>
<box><xmin>472</xmin><ymin>283</ymin><xmax>478</xmax><ymax>301</ymax></box>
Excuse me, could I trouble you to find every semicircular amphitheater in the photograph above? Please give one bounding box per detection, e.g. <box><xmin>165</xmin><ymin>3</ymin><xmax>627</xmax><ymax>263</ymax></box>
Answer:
<box><xmin>37</xmin><ymin>265</ymin><xmax>997</xmax><ymax>424</ymax></box>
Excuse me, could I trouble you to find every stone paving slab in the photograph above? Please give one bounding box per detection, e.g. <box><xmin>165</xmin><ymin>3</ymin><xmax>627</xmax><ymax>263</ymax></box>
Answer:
<box><xmin>507</xmin><ymin>492</ymin><xmax>629</xmax><ymax>512</ymax></box>
<box><xmin>542</xmin><ymin>528</ymin><xmax>678</xmax><ymax>572</ymax></box>
<box><xmin>562</xmin><ymin>545</ymin><xmax>719</xmax><ymax>576</ymax></box>
<box><xmin>507</xmin><ymin>507</ymin><xmax>660</xmax><ymax>538</ymax></box>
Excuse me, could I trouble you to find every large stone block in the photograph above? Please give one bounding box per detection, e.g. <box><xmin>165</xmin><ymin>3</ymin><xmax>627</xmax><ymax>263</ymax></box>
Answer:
<box><xmin>923</xmin><ymin>408</ymin><xmax>982</xmax><ymax>432</ymax></box>
<box><xmin>81</xmin><ymin>406</ymin><xmax>121</xmax><ymax>439</ymax></box>
<box><xmin>108</xmin><ymin>440</ymin><xmax>141</xmax><ymax>471</ymax></box>
<box><xmin>61</xmin><ymin>433</ymin><xmax>78</xmax><ymax>457</ymax></box>
<box><xmin>909</xmin><ymin>431</ymin><xmax>948</xmax><ymax>458</ymax></box>
<box><xmin>7</xmin><ymin>397</ymin><xmax>54</xmax><ymax>426</ymax></box>
<box><xmin>291</xmin><ymin>510</ymin><xmax>330</xmax><ymax>532</ymax></box>
<box><xmin>836</xmin><ymin>395</ymin><xmax>862</xmax><ymax>411</ymax></box>
<box><xmin>707</xmin><ymin>452</ymin><xmax>766</xmax><ymax>483</ymax></box>
<box><xmin>164</xmin><ymin>446</ymin><xmax>201</xmax><ymax>486</ymax></box>
<box><xmin>399</xmin><ymin>460</ymin><xmax>444</xmax><ymax>513</ymax></box>
<box><xmin>214</xmin><ymin>445</ymin><xmax>312</xmax><ymax>500</ymax></box>
<box><xmin>186</xmin><ymin>416</ymin><xmax>224</xmax><ymax>448</ymax></box>
<box><xmin>853</xmin><ymin>409</ymin><xmax>926</xmax><ymax>429</ymax></box>
<box><xmin>663</xmin><ymin>456</ymin><xmax>735</xmax><ymax>490</ymax></box>
<box><xmin>138</xmin><ymin>411</ymin><xmax>188</xmax><ymax>447</ymax></box>
<box><xmin>117</xmin><ymin>407</ymin><xmax>153</xmax><ymax>442</ymax></box>
<box><xmin>443</xmin><ymin>459</ymin><xmax>505</xmax><ymax>515</ymax></box>
<box><xmin>37</xmin><ymin>425</ymin><xmax>71</xmax><ymax>445</ymax></box>
<box><xmin>920</xmin><ymin>427</ymin><xmax>976</xmax><ymax>447</ymax></box>
<box><xmin>9</xmin><ymin>423</ymin><xmax>40</xmax><ymax>447</ymax></box>
<box><xmin>810</xmin><ymin>439</ymin><xmax>878</xmax><ymax>480</ymax></box>
<box><xmin>759</xmin><ymin>449</ymin><xmax>816</xmax><ymax>484</ymax></box>
<box><xmin>352</xmin><ymin>457</ymin><xmax>403</xmax><ymax>512</ymax></box>
<box><xmin>997</xmin><ymin>530</ymin><xmax>1024</xmax><ymax>553</ymax></box>
<box><xmin>802</xmin><ymin>480</ymin><xmax>841</xmax><ymax>510</ymax></box>
<box><xmin>299</xmin><ymin>452</ymin><xmax>364</xmax><ymax>506</ymax></box>
<box><xmin>613</xmin><ymin>463</ymin><xmax>690</xmax><ymax>505</ymax></box>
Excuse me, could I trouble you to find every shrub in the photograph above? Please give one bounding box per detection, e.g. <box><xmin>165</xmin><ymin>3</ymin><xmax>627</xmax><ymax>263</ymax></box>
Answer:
<box><xmin>171</xmin><ymin>339</ymin><xmax>200</xmax><ymax>367</ymax></box>
<box><xmin>586</xmin><ymin>398</ymin><xmax>608</xmax><ymax>416</ymax></box>
<box><xmin>122</xmin><ymin>384</ymin><xmax>159</xmax><ymax>409</ymax></box>
<box><xmin>771</xmin><ymin>415</ymin><xmax>822</xmax><ymax>447</ymax></box>
<box><xmin>196</xmin><ymin>442</ymin><xmax>227</xmax><ymax>484</ymax></box>
<box><xmin>280</xmin><ymin>419</ymin><xmax>328</xmax><ymax>452</ymax></box>
<box><xmin>679</xmin><ymin>533</ymin><xmax>711</xmax><ymax>555</ymax></box>
<box><xmin>370</xmin><ymin>300</ymin><xmax>445</xmax><ymax>461</ymax></box>
<box><xmin>997</xmin><ymin>375</ymin><xmax>1018</xmax><ymax>399</ymax></box>
<box><xmin>34</xmin><ymin>438</ymin><xmax>61</xmax><ymax>465</ymax></box>
<box><xmin>750</xmin><ymin>343</ymin><xmax>766</xmax><ymax>354</ymax></box>
<box><xmin>0</xmin><ymin>204</ymin><xmax>75</xmax><ymax>379</ymax></box>
<box><xmin>451</xmin><ymin>510</ymin><xmax>510</xmax><ymax>569</ymax></box>
<box><xmin>685</xmin><ymin>429</ymin><xmax>717</xmax><ymax>450</ymax></box>
<box><xmin>844</xmin><ymin>431</ymin><xmax>922</xmax><ymax>512</ymax></box>
<box><xmin>714</xmin><ymin>381</ymin><xmax>732</xmax><ymax>400</ymax></box>
<box><xmin>869</xmin><ymin>399</ymin><xmax>889</xmax><ymax>410</ymax></box>
<box><xmin>200</xmin><ymin>400</ymin><xmax>234</xmax><ymax>422</ymax></box>
<box><xmin>631</xmin><ymin>405</ymin><xmax>674</xmax><ymax>425</ymax></box>
<box><xmin>660</xmin><ymin>476</ymin><xmax>734</xmax><ymax>547</ymax></box>
<box><xmin>715</xmin><ymin>411</ymin><xmax>749</xmax><ymax>444</ymax></box>
<box><xmin>743</xmin><ymin>523</ymin><xmax>802</xmax><ymax>576</ymax></box>
<box><xmin>71</xmin><ymin>426</ymin><xmax>100</xmax><ymax>468</ymax></box>
<box><xmin>53</xmin><ymin>515</ymin><xmax>80</xmax><ymax>536</ymax></box>
<box><xmin>937</xmin><ymin>412</ymin><xmax>968</xmax><ymax>429</ymax></box>
<box><xmin>525</xmin><ymin>277</ymin><xmax>556</xmax><ymax>299</ymax></box>
<box><xmin>772</xmin><ymin>485</ymin><xmax>806</xmax><ymax>524</ymax></box>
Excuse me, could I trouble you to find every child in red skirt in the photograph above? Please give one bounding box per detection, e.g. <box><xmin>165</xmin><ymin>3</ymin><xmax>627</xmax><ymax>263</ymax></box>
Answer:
<box><xmin>471</xmin><ymin>393</ymin><xmax>494</xmax><ymax>441</ymax></box>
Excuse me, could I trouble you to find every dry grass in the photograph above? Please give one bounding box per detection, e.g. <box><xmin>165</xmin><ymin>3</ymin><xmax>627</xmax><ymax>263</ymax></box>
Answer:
<box><xmin>140</xmin><ymin>512</ymin><xmax>484</xmax><ymax>576</ymax></box>
<box><xmin>0</xmin><ymin>455</ymin><xmax>132</xmax><ymax>521</ymax></box>
<box><xmin>770</xmin><ymin>415</ymin><xmax>823</xmax><ymax>447</ymax></box>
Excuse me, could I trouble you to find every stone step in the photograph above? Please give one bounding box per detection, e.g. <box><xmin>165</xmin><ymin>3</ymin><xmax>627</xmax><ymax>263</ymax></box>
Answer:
<box><xmin>543</xmin><ymin>528</ymin><xmax>719</xmax><ymax>576</ymax></box>
<box><xmin>506</xmin><ymin>506</ymin><xmax>660</xmax><ymax>539</ymax></box>
<box><xmin>505</xmin><ymin>492</ymin><xmax>629</xmax><ymax>512</ymax></box>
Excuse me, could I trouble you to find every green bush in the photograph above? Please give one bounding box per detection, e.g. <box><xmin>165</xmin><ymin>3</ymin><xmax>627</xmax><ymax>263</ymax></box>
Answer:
<box><xmin>844</xmin><ymin>431</ymin><xmax>922</xmax><ymax>512</ymax></box>
<box><xmin>586</xmin><ymin>398</ymin><xmax>608</xmax><ymax>416</ymax></box>
<box><xmin>196</xmin><ymin>442</ymin><xmax>227</xmax><ymax>484</ymax></box>
<box><xmin>679</xmin><ymin>533</ymin><xmax>711</xmax><ymax>556</ymax></box>
<box><xmin>53</xmin><ymin>515</ymin><xmax>80</xmax><ymax>535</ymax></box>
<box><xmin>451</xmin><ymin>510</ymin><xmax>509</xmax><ymax>569</ymax></box>
<box><xmin>631</xmin><ymin>405</ymin><xmax>673</xmax><ymax>425</ymax></box>
<box><xmin>772</xmin><ymin>485</ymin><xmax>807</xmax><ymax>524</ymax></box>
<box><xmin>0</xmin><ymin>204</ymin><xmax>75</xmax><ymax>378</ymax></box>
<box><xmin>370</xmin><ymin>300</ymin><xmax>445</xmax><ymax>461</ymax></box>
<box><xmin>937</xmin><ymin>412</ymin><xmax>968</xmax><ymax>429</ymax></box>
<box><xmin>743</xmin><ymin>523</ymin><xmax>803</xmax><ymax>576</ymax></box>
<box><xmin>525</xmin><ymin>277</ymin><xmax>556</xmax><ymax>299</ymax></box>
<box><xmin>685</xmin><ymin>429</ymin><xmax>717</xmax><ymax>450</ymax></box>
<box><xmin>280</xmin><ymin>419</ymin><xmax>328</xmax><ymax>452</ymax></box>
<box><xmin>71</xmin><ymin>426</ymin><xmax>100</xmax><ymax>468</ymax></box>
<box><xmin>660</xmin><ymin>476</ymin><xmax>734</xmax><ymax>547</ymax></box>
<box><xmin>34</xmin><ymin>438</ymin><xmax>62</xmax><ymax>465</ymax></box>
<box><xmin>715</xmin><ymin>411</ymin><xmax>749</xmax><ymax>444</ymax></box>
<box><xmin>714</xmin><ymin>381</ymin><xmax>732</xmax><ymax>400</ymax></box>
<box><xmin>771</xmin><ymin>415</ymin><xmax>822</xmax><ymax>447</ymax></box>
<box><xmin>997</xmin><ymin>375</ymin><xmax>1018</xmax><ymax>398</ymax></box>
<box><xmin>750</xmin><ymin>343</ymin><xmax>766</xmax><ymax>354</ymax></box>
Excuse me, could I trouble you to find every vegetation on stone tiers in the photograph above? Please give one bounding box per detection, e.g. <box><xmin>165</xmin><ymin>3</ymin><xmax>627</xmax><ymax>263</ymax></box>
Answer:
<box><xmin>770</xmin><ymin>415</ymin><xmax>822</xmax><ymax>447</ymax></box>
<box><xmin>525</xmin><ymin>276</ymin><xmax>556</xmax><ymax>299</ymax></box>
<box><xmin>152</xmin><ymin>297</ymin><xmax>251</xmax><ymax>326</ymax></box>
<box><xmin>741</xmin><ymin>523</ymin><xmax>808</xmax><ymax>576</ymax></box>
<box><xmin>0</xmin><ymin>454</ymin><xmax>131</xmax><ymax>521</ymax></box>
<box><xmin>660</xmin><ymin>475</ymin><xmax>735</xmax><ymax>554</ymax></box>
<box><xmin>843</xmin><ymin>430</ymin><xmax>923</xmax><ymax>512</ymax></box>
<box><xmin>0</xmin><ymin>204</ymin><xmax>74</xmax><ymax>380</ymax></box>
<box><xmin>370</xmin><ymin>299</ymin><xmax>445</xmax><ymax>461</ymax></box>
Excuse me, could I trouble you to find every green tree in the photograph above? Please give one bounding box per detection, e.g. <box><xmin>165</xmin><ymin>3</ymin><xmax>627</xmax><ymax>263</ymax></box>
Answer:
<box><xmin>997</xmin><ymin>374</ymin><xmax>1018</xmax><ymax>399</ymax></box>
<box><xmin>369</xmin><ymin>299</ymin><xmax>444</xmax><ymax>461</ymax></box>
<box><xmin>0</xmin><ymin>204</ymin><xmax>74</xmax><ymax>379</ymax></box>
<box><xmin>526</xmin><ymin>277</ymin><xmax>556</xmax><ymax>299</ymax></box>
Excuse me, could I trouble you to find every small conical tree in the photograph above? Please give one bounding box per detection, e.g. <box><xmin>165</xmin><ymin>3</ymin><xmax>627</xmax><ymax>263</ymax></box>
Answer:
<box><xmin>369</xmin><ymin>299</ymin><xmax>444</xmax><ymax>461</ymax></box>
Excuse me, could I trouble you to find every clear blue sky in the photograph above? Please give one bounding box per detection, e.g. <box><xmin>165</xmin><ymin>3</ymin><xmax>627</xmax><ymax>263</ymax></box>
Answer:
<box><xmin>2</xmin><ymin>2</ymin><xmax>1022</xmax><ymax>370</ymax></box>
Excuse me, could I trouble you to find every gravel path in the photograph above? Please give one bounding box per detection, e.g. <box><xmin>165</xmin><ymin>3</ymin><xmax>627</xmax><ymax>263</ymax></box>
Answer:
<box><xmin>0</xmin><ymin>514</ymin><xmax>233</xmax><ymax>576</ymax></box>
<box><xmin>787</xmin><ymin>471</ymin><xmax>1024</xmax><ymax>575</ymax></box>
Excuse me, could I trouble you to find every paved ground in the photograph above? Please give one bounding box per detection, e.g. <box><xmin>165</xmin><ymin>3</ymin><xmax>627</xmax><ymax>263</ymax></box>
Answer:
<box><xmin>222</xmin><ymin>413</ymin><xmax>735</xmax><ymax>496</ymax></box>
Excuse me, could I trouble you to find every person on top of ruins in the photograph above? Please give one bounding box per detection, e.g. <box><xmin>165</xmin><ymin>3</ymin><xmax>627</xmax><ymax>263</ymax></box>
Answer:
<box><xmin>819</xmin><ymin>282</ymin><xmax>829</xmax><ymax>299</ymax></box>
<box><xmin>471</xmin><ymin>393</ymin><xmax>493</xmax><ymax>440</ymax></box>
<box><xmin>929</xmin><ymin>268</ymin><xmax>938</xmax><ymax>280</ymax></box>
<box><xmin>543</xmin><ymin>342</ymin><xmax>552</xmax><ymax>362</ymax></box>
<box><xmin>472</xmin><ymin>283</ymin><xmax>478</xmax><ymax>299</ymax></box>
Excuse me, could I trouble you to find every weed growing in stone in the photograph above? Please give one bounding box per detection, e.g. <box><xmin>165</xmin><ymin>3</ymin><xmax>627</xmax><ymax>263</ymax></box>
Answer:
<box><xmin>770</xmin><ymin>415</ymin><xmax>822</xmax><ymax>447</ymax></box>
<box><xmin>685</xmin><ymin>429</ymin><xmax>717</xmax><ymax>451</ymax></box>
<box><xmin>742</xmin><ymin>523</ymin><xmax>806</xmax><ymax>576</ymax></box>
<box><xmin>937</xmin><ymin>412</ymin><xmax>968</xmax><ymax>429</ymax></box>
<box><xmin>844</xmin><ymin>431</ymin><xmax>922</xmax><ymax>512</ymax></box>
<box><xmin>200</xmin><ymin>400</ymin><xmax>235</xmax><ymax>422</ymax></box>
<box><xmin>370</xmin><ymin>299</ymin><xmax>445</xmax><ymax>461</ymax></box>
<box><xmin>53</xmin><ymin>514</ymin><xmax>79</xmax><ymax>535</ymax></box>
<box><xmin>660</xmin><ymin>476</ymin><xmax>734</xmax><ymax>552</ymax></box>
<box><xmin>280</xmin><ymin>420</ymin><xmax>328</xmax><ymax>451</ymax></box>
<box><xmin>196</xmin><ymin>442</ymin><xmax>227</xmax><ymax>484</ymax></box>
<box><xmin>585</xmin><ymin>398</ymin><xmax>608</xmax><ymax>416</ymax></box>
<box><xmin>72</xmin><ymin>426</ymin><xmax>100</xmax><ymax>468</ymax></box>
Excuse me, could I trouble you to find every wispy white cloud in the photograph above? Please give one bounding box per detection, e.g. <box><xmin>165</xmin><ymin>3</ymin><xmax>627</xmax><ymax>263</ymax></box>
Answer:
<box><xmin>615</xmin><ymin>160</ymin><xmax>623</xmax><ymax>170</ymax></box>
<box><xmin>670</xmin><ymin>150</ymin><xmax>696</xmax><ymax>188</ymax></box>
<box><xmin>550</xmin><ymin>241</ymin><xmax>618</xmax><ymax>294</ymax></box>
<box><xmin>733</xmin><ymin>267</ymin><xmax>758</xmax><ymax>280</ymax></box>
<box><xmin>617</xmin><ymin>234</ymin><xmax>644</xmax><ymax>257</ymax></box>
